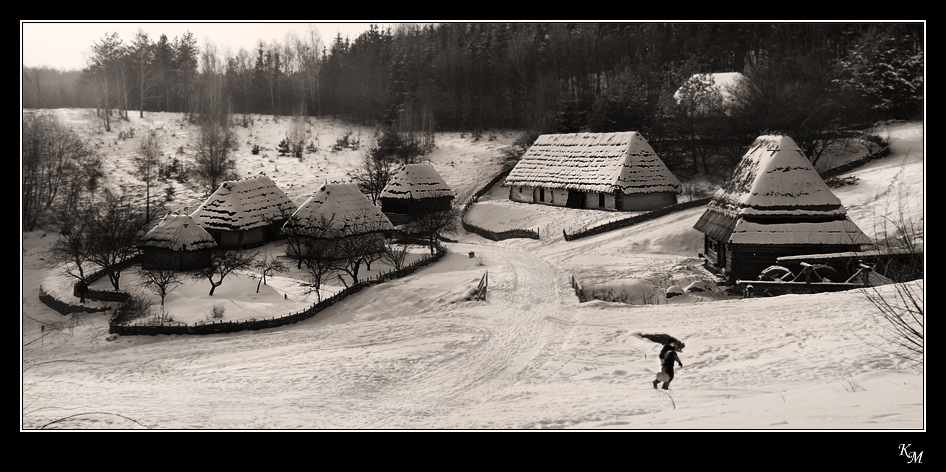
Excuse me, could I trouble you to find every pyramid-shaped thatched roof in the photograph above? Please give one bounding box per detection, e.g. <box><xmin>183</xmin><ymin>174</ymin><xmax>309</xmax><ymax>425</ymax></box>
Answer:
<box><xmin>694</xmin><ymin>135</ymin><xmax>870</xmax><ymax>245</ymax></box>
<box><xmin>284</xmin><ymin>183</ymin><xmax>394</xmax><ymax>237</ymax></box>
<box><xmin>380</xmin><ymin>164</ymin><xmax>454</xmax><ymax>200</ymax></box>
<box><xmin>140</xmin><ymin>213</ymin><xmax>217</xmax><ymax>251</ymax></box>
<box><xmin>503</xmin><ymin>132</ymin><xmax>680</xmax><ymax>195</ymax></box>
<box><xmin>191</xmin><ymin>175</ymin><xmax>296</xmax><ymax>232</ymax></box>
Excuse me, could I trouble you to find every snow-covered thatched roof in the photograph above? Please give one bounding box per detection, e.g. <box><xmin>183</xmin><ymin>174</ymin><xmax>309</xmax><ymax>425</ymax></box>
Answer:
<box><xmin>713</xmin><ymin>135</ymin><xmax>846</xmax><ymax>215</ymax></box>
<box><xmin>140</xmin><ymin>213</ymin><xmax>217</xmax><ymax>251</ymax></box>
<box><xmin>727</xmin><ymin>219</ymin><xmax>871</xmax><ymax>245</ymax></box>
<box><xmin>503</xmin><ymin>132</ymin><xmax>681</xmax><ymax>195</ymax></box>
<box><xmin>380</xmin><ymin>164</ymin><xmax>454</xmax><ymax>200</ymax></box>
<box><xmin>694</xmin><ymin>135</ymin><xmax>870</xmax><ymax>245</ymax></box>
<box><xmin>191</xmin><ymin>175</ymin><xmax>296</xmax><ymax>232</ymax></box>
<box><xmin>284</xmin><ymin>183</ymin><xmax>394</xmax><ymax>237</ymax></box>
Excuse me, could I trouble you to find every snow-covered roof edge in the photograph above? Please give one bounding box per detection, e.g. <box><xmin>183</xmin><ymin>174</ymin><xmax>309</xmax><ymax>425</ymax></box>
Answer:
<box><xmin>709</xmin><ymin>135</ymin><xmax>845</xmax><ymax>216</ymax></box>
<box><xmin>141</xmin><ymin>213</ymin><xmax>218</xmax><ymax>251</ymax></box>
<box><xmin>380</xmin><ymin>163</ymin><xmax>455</xmax><ymax>200</ymax></box>
<box><xmin>191</xmin><ymin>174</ymin><xmax>297</xmax><ymax>231</ymax></box>
<box><xmin>285</xmin><ymin>183</ymin><xmax>394</xmax><ymax>236</ymax></box>
<box><xmin>503</xmin><ymin>131</ymin><xmax>680</xmax><ymax>194</ymax></box>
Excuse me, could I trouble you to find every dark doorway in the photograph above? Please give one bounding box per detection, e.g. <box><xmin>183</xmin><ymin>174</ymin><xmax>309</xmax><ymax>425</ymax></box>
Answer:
<box><xmin>566</xmin><ymin>191</ymin><xmax>584</xmax><ymax>209</ymax></box>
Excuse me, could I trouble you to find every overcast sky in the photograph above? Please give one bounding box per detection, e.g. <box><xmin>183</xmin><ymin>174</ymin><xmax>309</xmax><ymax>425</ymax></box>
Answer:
<box><xmin>21</xmin><ymin>21</ymin><xmax>398</xmax><ymax>71</ymax></box>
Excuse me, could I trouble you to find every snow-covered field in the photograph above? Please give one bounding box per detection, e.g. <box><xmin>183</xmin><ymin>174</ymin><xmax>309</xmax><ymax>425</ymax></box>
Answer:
<box><xmin>21</xmin><ymin>111</ymin><xmax>924</xmax><ymax>432</ymax></box>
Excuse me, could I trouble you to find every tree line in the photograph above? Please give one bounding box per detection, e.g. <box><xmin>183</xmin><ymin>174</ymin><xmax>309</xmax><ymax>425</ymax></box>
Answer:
<box><xmin>25</xmin><ymin>22</ymin><xmax>923</xmax><ymax>130</ymax></box>
<box><xmin>23</xmin><ymin>21</ymin><xmax>924</xmax><ymax>219</ymax></box>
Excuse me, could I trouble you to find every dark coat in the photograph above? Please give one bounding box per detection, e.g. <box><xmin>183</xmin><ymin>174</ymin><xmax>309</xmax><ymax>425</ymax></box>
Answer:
<box><xmin>660</xmin><ymin>344</ymin><xmax>683</xmax><ymax>369</ymax></box>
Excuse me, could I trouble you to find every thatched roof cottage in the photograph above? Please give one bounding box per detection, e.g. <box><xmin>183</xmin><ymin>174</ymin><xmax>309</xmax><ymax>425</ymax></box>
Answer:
<box><xmin>191</xmin><ymin>175</ymin><xmax>296</xmax><ymax>249</ymax></box>
<box><xmin>139</xmin><ymin>213</ymin><xmax>217</xmax><ymax>270</ymax></box>
<box><xmin>503</xmin><ymin>132</ymin><xmax>681</xmax><ymax>211</ymax></box>
<box><xmin>379</xmin><ymin>163</ymin><xmax>455</xmax><ymax>225</ymax></box>
<box><xmin>693</xmin><ymin>135</ymin><xmax>871</xmax><ymax>283</ymax></box>
<box><xmin>282</xmin><ymin>183</ymin><xmax>395</xmax><ymax>260</ymax></box>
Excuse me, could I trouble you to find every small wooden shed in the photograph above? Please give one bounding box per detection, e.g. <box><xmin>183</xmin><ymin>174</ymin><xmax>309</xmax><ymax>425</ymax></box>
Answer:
<box><xmin>191</xmin><ymin>175</ymin><xmax>296</xmax><ymax>249</ymax></box>
<box><xmin>139</xmin><ymin>213</ymin><xmax>217</xmax><ymax>270</ymax></box>
<box><xmin>503</xmin><ymin>132</ymin><xmax>680</xmax><ymax>211</ymax></box>
<box><xmin>379</xmin><ymin>163</ymin><xmax>455</xmax><ymax>226</ymax></box>
<box><xmin>693</xmin><ymin>135</ymin><xmax>871</xmax><ymax>283</ymax></box>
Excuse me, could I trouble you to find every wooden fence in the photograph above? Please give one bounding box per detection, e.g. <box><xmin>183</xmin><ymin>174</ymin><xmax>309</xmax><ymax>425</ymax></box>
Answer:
<box><xmin>459</xmin><ymin>166</ymin><xmax>540</xmax><ymax>241</ymax></box>
<box><xmin>570</xmin><ymin>274</ymin><xmax>587</xmax><ymax>302</ymax></box>
<box><xmin>91</xmin><ymin>244</ymin><xmax>448</xmax><ymax>336</ymax></box>
<box><xmin>563</xmin><ymin>197</ymin><xmax>711</xmax><ymax>241</ymax></box>
<box><xmin>37</xmin><ymin>255</ymin><xmax>141</xmax><ymax>317</ymax></box>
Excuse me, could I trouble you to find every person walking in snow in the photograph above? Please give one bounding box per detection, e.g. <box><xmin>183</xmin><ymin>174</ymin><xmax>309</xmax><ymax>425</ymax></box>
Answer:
<box><xmin>653</xmin><ymin>339</ymin><xmax>683</xmax><ymax>390</ymax></box>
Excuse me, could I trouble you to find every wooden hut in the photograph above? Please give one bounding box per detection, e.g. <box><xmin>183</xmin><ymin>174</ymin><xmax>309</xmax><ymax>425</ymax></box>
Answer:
<box><xmin>503</xmin><ymin>132</ymin><xmax>680</xmax><ymax>211</ymax></box>
<box><xmin>139</xmin><ymin>213</ymin><xmax>217</xmax><ymax>270</ymax></box>
<box><xmin>191</xmin><ymin>175</ymin><xmax>296</xmax><ymax>249</ymax></box>
<box><xmin>282</xmin><ymin>183</ymin><xmax>395</xmax><ymax>260</ymax></box>
<box><xmin>379</xmin><ymin>163</ymin><xmax>455</xmax><ymax>226</ymax></box>
<box><xmin>693</xmin><ymin>135</ymin><xmax>871</xmax><ymax>283</ymax></box>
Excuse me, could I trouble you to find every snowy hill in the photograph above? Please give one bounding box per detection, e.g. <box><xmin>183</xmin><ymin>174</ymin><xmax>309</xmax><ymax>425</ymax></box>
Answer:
<box><xmin>21</xmin><ymin>112</ymin><xmax>924</xmax><ymax>432</ymax></box>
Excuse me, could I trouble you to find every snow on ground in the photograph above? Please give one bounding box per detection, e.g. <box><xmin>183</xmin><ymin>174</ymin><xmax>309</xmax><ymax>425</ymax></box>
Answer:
<box><xmin>21</xmin><ymin>113</ymin><xmax>924</xmax><ymax>431</ymax></box>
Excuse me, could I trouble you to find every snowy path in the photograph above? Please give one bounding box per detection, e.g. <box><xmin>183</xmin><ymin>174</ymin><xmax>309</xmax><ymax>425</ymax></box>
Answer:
<box><xmin>21</xmin><ymin>241</ymin><xmax>583</xmax><ymax>429</ymax></box>
<box><xmin>21</xmin><ymin>120</ymin><xmax>923</xmax><ymax>430</ymax></box>
<box><xmin>23</xmin><ymin>234</ymin><xmax>921</xmax><ymax>429</ymax></box>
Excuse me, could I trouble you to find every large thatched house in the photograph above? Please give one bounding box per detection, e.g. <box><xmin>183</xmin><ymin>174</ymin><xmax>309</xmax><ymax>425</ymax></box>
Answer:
<box><xmin>379</xmin><ymin>163</ymin><xmax>455</xmax><ymax>226</ymax></box>
<box><xmin>503</xmin><ymin>132</ymin><xmax>680</xmax><ymax>211</ymax></box>
<box><xmin>693</xmin><ymin>135</ymin><xmax>871</xmax><ymax>283</ymax></box>
<box><xmin>139</xmin><ymin>213</ymin><xmax>217</xmax><ymax>270</ymax></box>
<box><xmin>282</xmin><ymin>183</ymin><xmax>395</xmax><ymax>260</ymax></box>
<box><xmin>191</xmin><ymin>175</ymin><xmax>296</xmax><ymax>249</ymax></box>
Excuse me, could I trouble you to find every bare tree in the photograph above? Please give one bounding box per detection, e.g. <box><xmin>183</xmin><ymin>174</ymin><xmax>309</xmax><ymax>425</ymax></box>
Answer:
<box><xmin>193</xmin><ymin>42</ymin><xmax>238</xmax><ymax>193</ymax></box>
<box><xmin>253</xmin><ymin>252</ymin><xmax>287</xmax><ymax>293</ymax></box>
<box><xmin>861</xmin><ymin>280</ymin><xmax>923</xmax><ymax>367</ymax></box>
<box><xmin>330</xmin><ymin>209</ymin><xmax>390</xmax><ymax>286</ymax></box>
<box><xmin>300</xmin><ymin>249</ymin><xmax>336</xmax><ymax>303</ymax></box>
<box><xmin>354</xmin><ymin>146</ymin><xmax>396</xmax><ymax>205</ymax></box>
<box><xmin>191</xmin><ymin>249</ymin><xmax>258</xmax><ymax>296</ymax></box>
<box><xmin>381</xmin><ymin>237</ymin><xmax>411</xmax><ymax>271</ymax></box>
<box><xmin>22</xmin><ymin>112</ymin><xmax>100</xmax><ymax>231</ymax></box>
<box><xmin>282</xmin><ymin>213</ymin><xmax>341</xmax><ymax>301</ymax></box>
<box><xmin>84</xmin><ymin>188</ymin><xmax>149</xmax><ymax>291</ymax></box>
<box><xmin>287</xmin><ymin>110</ymin><xmax>308</xmax><ymax>158</ymax></box>
<box><xmin>287</xmin><ymin>25</ymin><xmax>322</xmax><ymax>116</ymax></box>
<box><xmin>128</xmin><ymin>29</ymin><xmax>157</xmax><ymax>118</ymax></box>
<box><xmin>283</xmin><ymin>212</ymin><xmax>334</xmax><ymax>269</ymax></box>
<box><xmin>140</xmin><ymin>269</ymin><xmax>183</xmax><ymax>306</ymax></box>
<box><xmin>135</xmin><ymin>128</ymin><xmax>163</xmax><ymax>222</ymax></box>
<box><xmin>403</xmin><ymin>207</ymin><xmax>459</xmax><ymax>255</ymax></box>
<box><xmin>858</xmin><ymin>160</ymin><xmax>923</xmax><ymax>367</ymax></box>
<box><xmin>46</xmin><ymin>204</ymin><xmax>94</xmax><ymax>285</ymax></box>
<box><xmin>85</xmin><ymin>32</ymin><xmax>126</xmax><ymax>132</ymax></box>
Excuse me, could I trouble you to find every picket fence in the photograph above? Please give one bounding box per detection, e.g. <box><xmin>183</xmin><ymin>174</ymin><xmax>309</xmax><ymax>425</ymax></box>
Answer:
<box><xmin>460</xmin><ymin>166</ymin><xmax>540</xmax><ymax>241</ymax></box>
<box><xmin>105</xmin><ymin>244</ymin><xmax>448</xmax><ymax>336</ymax></box>
<box><xmin>563</xmin><ymin>197</ymin><xmax>712</xmax><ymax>241</ymax></box>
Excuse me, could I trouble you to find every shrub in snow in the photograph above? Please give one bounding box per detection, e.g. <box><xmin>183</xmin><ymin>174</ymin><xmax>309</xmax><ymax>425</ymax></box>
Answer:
<box><xmin>684</xmin><ymin>280</ymin><xmax>712</xmax><ymax>293</ymax></box>
<box><xmin>665</xmin><ymin>285</ymin><xmax>685</xmax><ymax>298</ymax></box>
